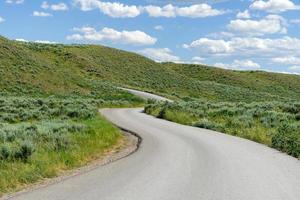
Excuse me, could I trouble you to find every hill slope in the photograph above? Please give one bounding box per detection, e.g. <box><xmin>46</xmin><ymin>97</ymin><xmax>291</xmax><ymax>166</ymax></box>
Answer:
<box><xmin>165</xmin><ymin>63</ymin><xmax>300</xmax><ymax>101</ymax></box>
<box><xmin>0</xmin><ymin>36</ymin><xmax>299</xmax><ymax>102</ymax></box>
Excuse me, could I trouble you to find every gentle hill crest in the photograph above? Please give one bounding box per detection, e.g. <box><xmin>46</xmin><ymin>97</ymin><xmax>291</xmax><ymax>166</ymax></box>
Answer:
<box><xmin>1</xmin><ymin>36</ymin><xmax>299</xmax><ymax>102</ymax></box>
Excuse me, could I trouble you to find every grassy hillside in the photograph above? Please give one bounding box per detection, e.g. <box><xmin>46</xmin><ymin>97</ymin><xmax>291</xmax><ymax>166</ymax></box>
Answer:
<box><xmin>1</xmin><ymin>36</ymin><xmax>299</xmax><ymax>102</ymax></box>
<box><xmin>0</xmin><ymin>36</ymin><xmax>145</xmax><ymax>195</ymax></box>
<box><xmin>165</xmin><ymin>63</ymin><xmax>300</xmax><ymax>101</ymax></box>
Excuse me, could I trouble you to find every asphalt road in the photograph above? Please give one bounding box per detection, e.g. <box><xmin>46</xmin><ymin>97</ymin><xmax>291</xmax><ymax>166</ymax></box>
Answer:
<box><xmin>8</xmin><ymin>90</ymin><xmax>300</xmax><ymax>200</ymax></box>
<box><xmin>118</xmin><ymin>87</ymin><xmax>172</xmax><ymax>102</ymax></box>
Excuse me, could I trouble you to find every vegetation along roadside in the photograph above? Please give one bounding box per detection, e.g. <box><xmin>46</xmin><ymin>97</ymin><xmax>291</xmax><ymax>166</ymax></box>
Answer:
<box><xmin>145</xmin><ymin>100</ymin><xmax>300</xmax><ymax>159</ymax></box>
<box><xmin>0</xmin><ymin>95</ymin><xmax>143</xmax><ymax>196</ymax></box>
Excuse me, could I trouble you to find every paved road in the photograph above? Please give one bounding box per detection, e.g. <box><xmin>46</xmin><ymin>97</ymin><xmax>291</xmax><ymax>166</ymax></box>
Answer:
<box><xmin>119</xmin><ymin>87</ymin><xmax>172</xmax><ymax>102</ymax></box>
<box><xmin>8</xmin><ymin>90</ymin><xmax>300</xmax><ymax>200</ymax></box>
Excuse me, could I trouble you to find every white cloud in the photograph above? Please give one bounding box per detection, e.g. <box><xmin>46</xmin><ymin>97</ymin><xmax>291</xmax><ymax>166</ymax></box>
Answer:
<box><xmin>184</xmin><ymin>36</ymin><xmax>300</xmax><ymax>57</ymax></box>
<box><xmin>192</xmin><ymin>56</ymin><xmax>205</xmax><ymax>64</ymax></box>
<box><xmin>41</xmin><ymin>1</ymin><xmax>49</xmax><ymax>9</ymax></box>
<box><xmin>177</xmin><ymin>4</ymin><xmax>225</xmax><ymax>18</ymax></box>
<box><xmin>15</xmin><ymin>38</ymin><xmax>56</xmax><ymax>44</ymax></box>
<box><xmin>192</xmin><ymin>56</ymin><xmax>205</xmax><ymax>61</ymax></box>
<box><xmin>288</xmin><ymin>66</ymin><xmax>300</xmax><ymax>72</ymax></box>
<box><xmin>15</xmin><ymin>38</ymin><xmax>28</xmax><ymax>42</ymax></box>
<box><xmin>183</xmin><ymin>38</ymin><xmax>234</xmax><ymax>54</ymax></box>
<box><xmin>42</xmin><ymin>1</ymin><xmax>69</xmax><ymax>11</ymax></box>
<box><xmin>215</xmin><ymin>59</ymin><xmax>261</xmax><ymax>70</ymax></box>
<box><xmin>73</xmin><ymin>0</ymin><xmax>226</xmax><ymax>18</ymax></box>
<box><xmin>144</xmin><ymin>3</ymin><xmax>226</xmax><ymax>18</ymax></box>
<box><xmin>67</xmin><ymin>26</ymin><xmax>157</xmax><ymax>46</ymax></box>
<box><xmin>143</xmin><ymin>4</ymin><xmax>176</xmax><ymax>17</ymax></box>
<box><xmin>227</xmin><ymin>15</ymin><xmax>287</xmax><ymax>36</ymax></box>
<box><xmin>154</xmin><ymin>25</ymin><xmax>164</xmax><ymax>30</ymax></box>
<box><xmin>33</xmin><ymin>11</ymin><xmax>52</xmax><ymax>17</ymax></box>
<box><xmin>272</xmin><ymin>56</ymin><xmax>300</xmax><ymax>65</ymax></box>
<box><xmin>250</xmin><ymin>0</ymin><xmax>300</xmax><ymax>13</ymax></box>
<box><xmin>35</xmin><ymin>40</ymin><xmax>56</xmax><ymax>44</ymax></box>
<box><xmin>5</xmin><ymin>0</ymin><xmax>24</xmax><ymax>4</ymax></box>
<box><xmin>236</xmin><ymin>10</ymin><xmax>251</xmax><ymax>19</ymax></box>
<box><xmin>206</xmin><ymin>31</ymin><xmax>235</xmax><ymax>39</ymax></box>
<box><xmin>73</xmin><ymin>0</ymin><xmax>141</xmax><ymax>18</ymax></box>
<box><xmin>0</xmin><ymin>17</ymin><xmax>5</xmax><ymax>23</ymax></box>
<box><xmin>139</xmin><ymin>48</ymin><xmax>181</xmax><ymax>62</ymax></box>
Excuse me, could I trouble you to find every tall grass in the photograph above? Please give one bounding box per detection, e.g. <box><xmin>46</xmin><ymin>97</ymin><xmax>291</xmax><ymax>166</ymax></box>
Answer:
<box><xmin>145</xmin><ymin>100</ymin><xmax>300</xmax><ymax>158</ymax></box>
<box><xmin>0</xmin><ymin>96</ymin><xmax>137</xmax><ymax>195</ymax></box>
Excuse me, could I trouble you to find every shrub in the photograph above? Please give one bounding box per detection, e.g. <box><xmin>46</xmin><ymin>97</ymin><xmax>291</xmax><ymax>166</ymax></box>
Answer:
<box><xmin>0</xmin><ymin>144</ymin><xmax>11</xmax><ymax>160</ymax></box>
<box><xmin>272</xmin><ymin>123</ymin><xmax>300</xmax><ymax>158</ymax></box>
<box><xmin>51</xmin><ymin>134</ymin><xmax>72</xmax><ymax>151</ymax></box>
<box><xmin>14</xmin><ymin>141</ymin><xmax>35</xmax><ymax>161</ymax></box>
<box><xmin>282</xmin><ymin>103</ymin><xmax>300</xmax><ymax>114</ymax></box>
<box><xmin>145</xmin><ymin>99</ymin><xmax>300</xmax><ymax>158</ymax></box>
<box><xmin>194</xmin><ymin>118</ymin><xmax>224</xmax><ymax>132</ymax></box>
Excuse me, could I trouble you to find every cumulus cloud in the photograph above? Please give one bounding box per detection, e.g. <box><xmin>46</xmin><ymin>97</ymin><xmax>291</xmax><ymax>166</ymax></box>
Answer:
<box><xmin>206</xmin><ymin>31</ymin><xmax>235</xmax><ymax>39</ymax></box>
<box><xmin>183</xmin><ymin>38</ymin><xmax>234</xmax><ymax>54</ymax></box>
<box><xmin>15</xmin><ymin>38</ymin><xmax>56</xmax><ymax>44</ymax></box>
<box><xmin>215</xmin><ymin>59</ymin><xmax>261</xmax><ymax>70</ymax></box>
<box><xmin>144</xmin><ymin>3</ymin><xmax>226</xmax><ymax>18</ymax></box>
<box><xmin>73</xmin><ymin>0</ymin><xmax>141</xmax><ymax>18</ymax></box>
<box><xmin>227</xmin><ymin>15</ymin><xmax>287</xmax><ymax>36</ymax></box>
<box><xmin>5</xmin><ymin>0</ymin><xmax>24</xmax><ymax>4</ymax></box>
<box><xmin>272</xmin><ymin>56</ymin><xmax>300</xmax><ymax>65</ymax></box>
<box><xmin>143</xmin><ymin>4</ymin><xmax>176</xmax><ymax>17</ymax></box>
<box><xmin>41</xmin><ymin>1</ymin><xmax>69</xmax><ymax>11</ymax></box>
<box><xmin>192</xmin><ymin>56</ymin><xmax>205</xmax><ymax>64</ymax></box>
<box><xmin>0</xmin><ymin>17</ymin><xmax>5</xmax><ymax>23</ymax></box>
<box><xmin>67</xmin><ymin>26</ymin><xmax>157</xmax><ymax>45</ymax></box>
<box><xmin>32</xmin><ymin>11</ymin><xmax>52</xmax><ymax>17</ymax></box>
<box><xmin>73</xmin><ymin>0</ymin><xmax>226</xmax><ymax>18</ymax></box>
<box><xmin>15</xmin><ymin>38</ymin><xmax>29</xmax><ymax>42</ymax></box>
<box><xmin>236</xmin><ymin>10</ymin><xmax>251</xmax><ymax>19</ymax></box>
<box><xmin>250</xmin><ymin>0</ymin><xmax>300</xmax><ymax>13</ymax></box>
<box><xmin>183</xmin><ymin>36</ymin><xmax>300</xmax><ymax>57</ymax></box>
<box><xmin>139</xmin><ymin>48</ymin><xmax>181</xmax><ymax>62</ymax></box>
<box><xmin>34</xmin><ymin>40</ymin><xmax>56</xmax><ymax>44</ymax></box>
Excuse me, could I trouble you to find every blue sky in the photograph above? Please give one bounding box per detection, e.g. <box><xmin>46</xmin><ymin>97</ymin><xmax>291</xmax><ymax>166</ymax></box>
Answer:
<box><xmin>1</xmin><ymin>0</ymin><xmax>300</xmax><ymax>74</ymax></box>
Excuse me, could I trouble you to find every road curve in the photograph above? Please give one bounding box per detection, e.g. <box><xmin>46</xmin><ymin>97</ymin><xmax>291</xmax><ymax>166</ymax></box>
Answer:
<box><xmin>8</xmin><ymin>91</ymin><xmax>300</xmax><ymax>200</ymax></box>
<box><xmin>119</xmin><ymin>87</ymin><xmax>173</xmax><ymax>102</ymax></box>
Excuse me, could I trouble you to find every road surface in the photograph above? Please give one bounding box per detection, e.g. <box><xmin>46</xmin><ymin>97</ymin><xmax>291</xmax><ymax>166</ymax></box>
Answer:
<box><xmin>119</xmin><ymin>87</ymin><xmax>172</xmax><ymax>102</ymax></box>
<box><xmin>8</xmin><ymin>90</ymin><xmax>300</xmax><ymax>200</ymax></box>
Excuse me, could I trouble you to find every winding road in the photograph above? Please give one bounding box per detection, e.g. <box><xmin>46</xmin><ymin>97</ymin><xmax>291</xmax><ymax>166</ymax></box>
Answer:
<box><xmin>8</xmin><ymin>90</ymin><xmax>300</xmax><ymax>200</ymax></box>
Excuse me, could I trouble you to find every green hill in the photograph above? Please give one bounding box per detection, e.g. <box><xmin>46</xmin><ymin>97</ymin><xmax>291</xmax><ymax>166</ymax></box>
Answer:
<box><xmin>0</xmin><ymin>36</ymin><xmax>299</xmax><ymax>102</ymax></box>
<box><xmin>165</xmin><ymin>63</ymin><xmax>300</xmax><ymax>101</ymax></box>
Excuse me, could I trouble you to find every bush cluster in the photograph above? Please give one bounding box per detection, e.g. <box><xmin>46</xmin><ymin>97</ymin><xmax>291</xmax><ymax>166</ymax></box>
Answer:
<box><xmin>0</xmin><ymin>97</ymin><xmax>101</xmax><ymax>123</ymax></box>
<box><xmin>0</xmin><ymin>121</ymin><xmax>85</xmax><ymax>161</ymax></box>
<box><xmin>0</xmin><ymin>96</ymin><xmax>105</xmax><ymax>162</ymax></box>
<box><xmin>145</xmin><ymin>100</ymin><xmax>300</xmax><ymax>158</ymax></box>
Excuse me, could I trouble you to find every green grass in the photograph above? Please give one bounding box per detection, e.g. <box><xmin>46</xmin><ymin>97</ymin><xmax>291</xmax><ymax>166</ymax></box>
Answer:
<box><xmin>0</xmin><ymin>116</ymin><xmax>122</xmax><ymax>195</ymax></box>
<box><xmin>0</xmin><ymin>96</ymin><xmax>140</xmax><ymax>196</ymax></box>
<box><xmin>165</xmin><ymin>63</ymin><xmax>300</xmax><ymax>101</ymax></box>
<box><xmin>145</xmin><ymin>100</ymin><xmax>300</xmax><ymax>158</ymax></box>
<box><xmin>0</xmin><ymin>36</ymin><xmax>299</xmax><ymax>102</ymax></box>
